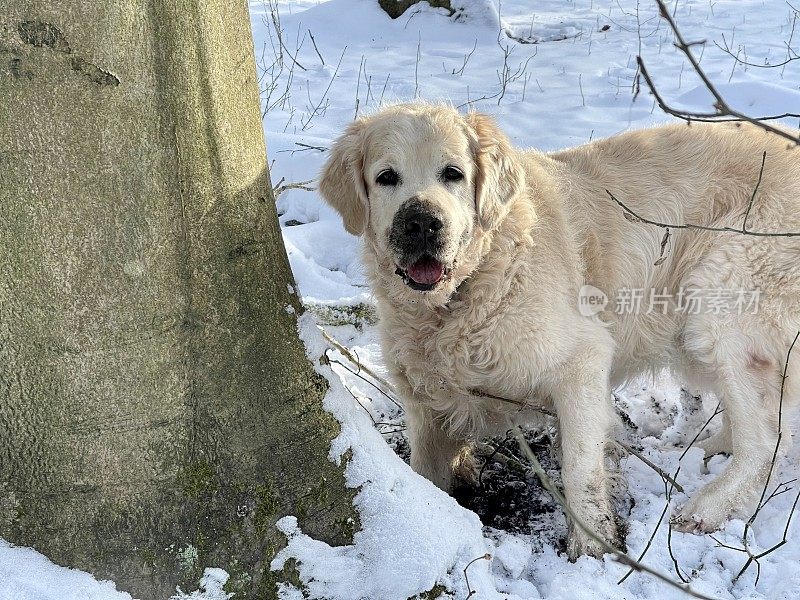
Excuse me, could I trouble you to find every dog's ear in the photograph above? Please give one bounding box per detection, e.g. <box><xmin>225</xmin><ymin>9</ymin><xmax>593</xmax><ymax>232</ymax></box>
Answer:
<box><xmin>319</xmin><ymin>121</ymin><xmax>369</xmax><ymax>236</ymax></box>
<box><xmin>465</xmin><ymin>112</ymin><xmax>525</xmax><ymax>231</ymax></box>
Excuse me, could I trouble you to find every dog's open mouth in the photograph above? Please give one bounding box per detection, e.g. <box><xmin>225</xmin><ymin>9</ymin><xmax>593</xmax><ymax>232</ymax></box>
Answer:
<box><xmin>395</xmin><ymin>255</ymin><xmax>447</xmax><ymax>291</ymax></box>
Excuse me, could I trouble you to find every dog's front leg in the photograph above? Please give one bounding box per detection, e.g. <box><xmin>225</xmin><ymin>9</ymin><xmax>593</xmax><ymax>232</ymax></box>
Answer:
<box><xmin>548</xmin><ymin>355</ymin><xmax>620</xmax><ymax>560</ymax></box>
<box><xmin>405</xmin><ymin>400</ymin><xmax>474</xmax><ymax>492</ymax></box>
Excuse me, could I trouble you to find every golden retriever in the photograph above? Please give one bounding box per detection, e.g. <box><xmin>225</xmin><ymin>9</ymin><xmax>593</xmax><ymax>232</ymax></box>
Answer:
<box><xmin>319</xmin><ymin>102</ymin><xmax>800</xmax><ymax>558</ymax></box>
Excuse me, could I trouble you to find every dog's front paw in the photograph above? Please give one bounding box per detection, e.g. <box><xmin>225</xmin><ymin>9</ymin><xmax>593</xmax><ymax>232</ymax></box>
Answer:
<box><xmin>671</xmin><ymin>496</ymin><xmax>728</xmax><ymax>534</ymax></box>
<box><xmin>670</xmin><ymin>513</ymin><xmax>709</xmax><ymax>534</ymax></box>
<box><xmin>566</xmin><ymin>515</ymin><xmax>622</xmax><ymax>561</ymax></box>
<box><xmin>567</xmin><ymin>531</ymin><xmax>607</xmax><ymax>560</ymax></box>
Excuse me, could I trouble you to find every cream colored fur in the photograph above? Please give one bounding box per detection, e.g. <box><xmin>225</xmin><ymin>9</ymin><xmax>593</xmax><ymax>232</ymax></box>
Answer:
<box><xmin>319</xmin><ymin>103</ymin><xmax>800</xmax><ymax>559</ymax></box>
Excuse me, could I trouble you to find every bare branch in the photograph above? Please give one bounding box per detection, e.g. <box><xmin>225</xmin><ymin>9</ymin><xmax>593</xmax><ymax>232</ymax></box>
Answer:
<box><xmin>619</xmin><ymin>442</ymin><xmax>684</xmax><ymax>493</ymax></box>
<box><xmin>302</xmin><ymin>46</ymin><xmax>347</xmax><ymax>131</ymax></box>
<box><xmin>452</xmin><ymin>39</ymin><xmax>478</xmax><ymax>76</ymax></box>
<box><xmin>274</xmin><ymin>20</ymin><xmax>307</xmax><ymax>72</ymax></box>
<box><xmin>273</xmin><ymin>178</ymin><xmax>315</xmax><ymax>199</ymax></box>
<box><xmin>679</xmin><ymin>403</ymin><xmax>723</xmax><ymax>462</ymax></box>
<box><xmin>606</xmin><ymin>149</ymin><xmax>797</xmax><ymax>302</ymax></box>
<box><xmin>276</xmin><ymin>142</ymin><xmax>329</xmax><ymax>155</ymax></box>
<box><xmin>619</xmin><ymin>467</ymin><xmax>682</xmax><ymax>584</ymax></box>
<box><xmin>320</xmin><ymin>335</ymin><xmax>404</xmax><ymax>416</ymax></box>
<box><xmin>414</xmin><ymin>32</ymin><xmax>421</xmax><ymax>99</ymax></box>
<box><xmin>606</xmin><ymin>184</ymin><xmax>800</xmax><ymax>239</ymax></box>
<box><xmin>714</xmin><ymin>38</ymin><xmax>800</xmax><ymax>69</ymax></box>
<box><xmin>732</xmin><ymin>331</ymin><xmax>800</xmax><ymax>583</ymax></box>
<box><xmin>308</xmin><ymin>29</ymin><xmax>325</xmax><ymax>66</ymax></box>
<box><xmin>742</xmin><ymin>151</ymin><xmax>767</xmax><ymax>233</ymax></box>
<box><xmin>509</xmin><ymin>422</ymin><xmax>721</xmax><ymax>600</ymax></box>
<box><xmin>621</xmin><ymin>392</ymin><xmax>727</xmax><ymax>586</ymax></box>
<box><xmin>477</xmin><ymin>438</ymin><xmax>531</xmax><ymax>484</ymax></box>
<box><xmin>463</xmin><ymin>553</ymin><xmax>492</xmax><ymax>599</ymax></box>
<box><xmin>667</xmin><ymin>512</ymin><xmax>689</xmax><ymax>582</ymax></box>
<box><xmin>337</xmin><ymin>378</ymin><xmax>406</xmax><ymax>434</ymax></box>
<box><xmin>637</xmin><ymin>0</ymin><xmax>800</xmax><ymax>145</ymax></box>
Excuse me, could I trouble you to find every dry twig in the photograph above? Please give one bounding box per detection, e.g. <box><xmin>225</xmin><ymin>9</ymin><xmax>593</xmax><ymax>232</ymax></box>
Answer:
<box><xmin>638</xmin><ymin>0</ymin><xmax>800</xmax><ymax>145</ymax></box>
<box><xmin>308</xmin><ymin>29</ymin><xmax>325</xmax><ymax>66</ymax></box>
<box><xmin>731</xmin><ymin>332</ymin><xmax>800</xmax><ymax>583</ymax></box>
<box><xmin>619</xmin><ymin>442</ymin><xmax>684</xmax><ymax>493</ymax></box>
<box><xmin>272</xmin><ymin>177</ymin><xmax>315</xmax><ymax>199</ymax></box>
<box><xmin>679</xmin><ymin>403</ymin><xmax>723</xmax><ymax>462</ymax></box>
<box><xmin>607</xmin><ymin>154</ymin><xmax>800</xmax><ymax>239</ymax></box>
<box><xmin>452</xmin><ymin>39</ymin><xmax>478</xmax><ymax>76</ymax></box>
<box><xmin>322</xmin><ymin>347</ymin><xmax>403</xmax><ymax>413</ymax></box>
<box><xmin>620</xmin><ymin>394</ymin><xmax>724</xmax><ymax>585</ymax></box>
<box><xmin>302</xmin><ymin>46</ymin><xmax>347</xmax><ymax>130</ymax></box>
<box><xmin>619</xmin><ymin>467</ymin><xmax>682</xmax><ymax>584</ymax></box>
<box><xmin>509</xmin><ymin>421</ymin><xmax>720</xmax><ymax>600</ymax></box>
<box><xmin>463</xmin><ymin>553</ymin><xmax>492</xmax><ymax>599</ymax></box>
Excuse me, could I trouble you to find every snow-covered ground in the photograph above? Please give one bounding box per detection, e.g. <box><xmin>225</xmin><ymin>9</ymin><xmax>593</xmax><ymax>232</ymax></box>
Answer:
<box><xmin>4</xmin><ymin>0</ymin><xmax>800</xmax><ymax>598</ymax></box>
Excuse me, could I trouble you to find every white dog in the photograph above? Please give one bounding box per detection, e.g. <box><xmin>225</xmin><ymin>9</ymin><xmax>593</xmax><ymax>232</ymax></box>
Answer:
<box><xmin>319</xmin><ymin>103</ymin><xmax>800</xmax><ymax>558</ymax></box>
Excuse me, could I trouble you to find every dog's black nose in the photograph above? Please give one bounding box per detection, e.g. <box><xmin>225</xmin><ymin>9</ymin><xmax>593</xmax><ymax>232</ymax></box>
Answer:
<box><xmin>404</xmin><ymin>210</ymin><xmax>443</xmax><ymax>241</ymax></box>
<box><xmin>390</xmin><ymin>199</ymin><xmax>445</xmax><ymax>257</ymax></box>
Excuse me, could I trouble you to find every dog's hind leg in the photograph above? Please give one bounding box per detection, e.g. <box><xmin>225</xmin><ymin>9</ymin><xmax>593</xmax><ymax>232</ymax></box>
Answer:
<box><xmin>673</xmin><ymin>317</ymin><xmax>793</xmax><ymax>533</ymax></box>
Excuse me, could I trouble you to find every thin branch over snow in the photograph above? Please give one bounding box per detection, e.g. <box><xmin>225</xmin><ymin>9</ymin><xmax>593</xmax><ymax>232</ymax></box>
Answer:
<box><xmin>637</xmin><ymin>0</ymin><xmax>800</xmax><ymax>145</ymax></box>
<box><xmin>730</xmin><ymin>332</ymin><xmax>800</xmax><ymax>584</ymax></box>
<box><xmin>272</xmin><ymin>177</ymin><xmax>315</xmax><ymax>199</ymax></box>
<box><xmin>320</xmin><ymin>326</ymin><xmax>726</xmax><ymax>599</ymax></box>
<box><xmin>508</xmin><ymin>422</ymin><xmax>721</xmax><ymax>600</ymax></box>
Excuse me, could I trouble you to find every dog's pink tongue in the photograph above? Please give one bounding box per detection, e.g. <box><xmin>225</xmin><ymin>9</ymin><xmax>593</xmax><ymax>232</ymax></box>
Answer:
<box><xmin>407</xmin><ymin>257</ymin><xmax>444</xmax><ymax>285</ymax></box>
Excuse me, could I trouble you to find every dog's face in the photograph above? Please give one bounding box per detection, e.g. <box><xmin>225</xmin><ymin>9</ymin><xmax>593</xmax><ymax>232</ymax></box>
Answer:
<box><xmin>319</xmin><ymin>104</ymin><xmax>525</xmax><ymax>304</ymax></box>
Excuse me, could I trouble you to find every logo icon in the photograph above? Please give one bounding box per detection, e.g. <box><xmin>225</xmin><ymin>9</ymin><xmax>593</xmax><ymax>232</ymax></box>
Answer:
<box><xmin>578</xmin><ymin>285</ymin><xmax>608</xmax><ymax>317</ymax></box>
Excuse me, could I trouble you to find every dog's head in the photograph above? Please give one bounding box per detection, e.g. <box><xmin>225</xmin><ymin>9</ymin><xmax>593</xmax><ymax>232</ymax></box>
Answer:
<box><xmin>319</xmin><ymin>103</ymin><xmax>525</xmax><ymax>304</ymax></box>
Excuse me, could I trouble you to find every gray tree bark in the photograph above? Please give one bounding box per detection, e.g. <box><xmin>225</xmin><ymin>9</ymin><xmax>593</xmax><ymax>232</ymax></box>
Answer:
<box><xmin>0</xmin><ymin>2</ymin><xmax>356</xmax><ymax>599</ymax></box>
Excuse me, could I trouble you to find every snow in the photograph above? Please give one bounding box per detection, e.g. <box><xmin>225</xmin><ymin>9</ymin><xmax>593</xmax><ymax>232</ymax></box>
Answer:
<box><xmin>0</xmin><ymin>542</ymin><xmax>229</xmax><ymax>600</ymax></box>
<box><xmin>270</xmin><ymin>314</ymin><xmax>501</xmax><ymax>599</ymax></box>
<box><xmin>0</xmin><ymin>541</ymin><xmax>132</xmax><ymax>600</ymax></box>
<box><xmin>3</xmin><ymin>0</ymin><xmax>800</xmax><ymax>598</ymax></box>
<box><xmin>675</xmin><ymin>81</ymin><xmax>800</xmax><ymax>119</ymax></box>
<box><xmin>171</xmin><ymin>569</ymin><xmax>233</xmax><ymax>600</ymax></box>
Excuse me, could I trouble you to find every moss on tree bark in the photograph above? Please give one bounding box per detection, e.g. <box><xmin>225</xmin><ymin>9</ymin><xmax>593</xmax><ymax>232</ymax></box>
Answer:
<box><xmin>0</xmin><ymin>1</ymin><xmax>356</xmax><ymax>598</ymax></box>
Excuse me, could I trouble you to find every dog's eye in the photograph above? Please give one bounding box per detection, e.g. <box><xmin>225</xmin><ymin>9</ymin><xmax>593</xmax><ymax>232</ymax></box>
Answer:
<box><xmin>376</xmin><ymin>169</ymin><xmax>399</xmax><ymax>186</ymax></box>
<box><xmin>442</xmin><ymin>166</ymin><xmax>464</xmax><ymax>182</ymax></box>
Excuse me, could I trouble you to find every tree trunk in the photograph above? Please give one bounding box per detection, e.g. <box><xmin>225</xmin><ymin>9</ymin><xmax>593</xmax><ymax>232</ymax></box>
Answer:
<box><xmin>0</xmin><ymin>2</ymin><xmax>356</xmax><ymax>599</ymax></box>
